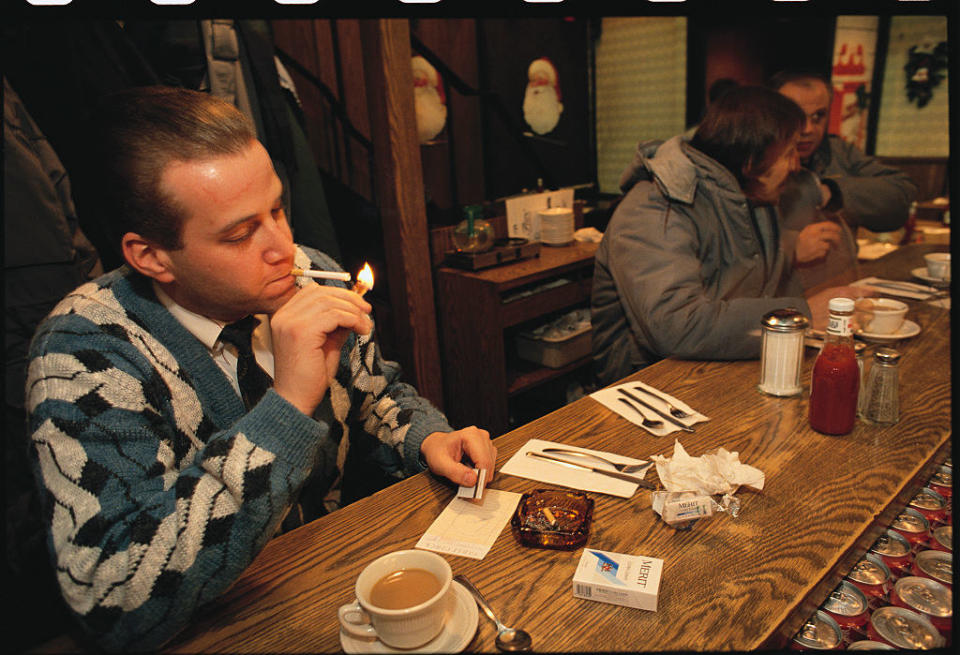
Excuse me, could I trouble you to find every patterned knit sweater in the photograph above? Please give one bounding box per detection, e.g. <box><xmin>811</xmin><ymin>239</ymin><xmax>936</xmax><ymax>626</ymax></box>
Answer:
<box><xmin>25</xmin><ymin>247</ymin><xmax>452</xmax><ymax>651</ymax></box>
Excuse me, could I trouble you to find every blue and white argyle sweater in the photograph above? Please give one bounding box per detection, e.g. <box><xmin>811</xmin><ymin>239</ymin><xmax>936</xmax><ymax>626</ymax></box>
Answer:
<box><xmin>25</xmin><ymin>247</ymin><xmax>452</xmax><ymax>651</ymax></box>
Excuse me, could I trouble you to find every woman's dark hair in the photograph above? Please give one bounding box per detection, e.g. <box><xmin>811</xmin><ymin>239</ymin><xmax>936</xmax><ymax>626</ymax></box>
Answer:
<box><xmin>83</xmin><ymin>86</ymin><xmax>257</xmax><ymax>260</ymax></box>
<box><xmin>691</xmin><ymin>85</ymin><xmax>805</xmax><ymax>188</ymax></box>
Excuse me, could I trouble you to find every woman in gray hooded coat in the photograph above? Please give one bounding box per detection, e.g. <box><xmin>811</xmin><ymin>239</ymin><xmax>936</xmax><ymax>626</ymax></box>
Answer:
<box><xmin>591</xmin><ymin>86</ymin><xmax>869</xmax><ymax>387</ymax></box>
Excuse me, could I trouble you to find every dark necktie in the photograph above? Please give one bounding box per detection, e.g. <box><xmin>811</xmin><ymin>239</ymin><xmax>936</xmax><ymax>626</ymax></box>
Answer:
<box><xmin>218</xmin><ymin>316</ymin><xmax>273</xmax><ymax>410</ymax></box>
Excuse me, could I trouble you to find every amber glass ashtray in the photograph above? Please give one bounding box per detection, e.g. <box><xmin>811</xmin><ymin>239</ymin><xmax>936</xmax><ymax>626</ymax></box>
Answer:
<box><xmin>511</xmin><ymin>489</ymin><xmax>594</xmax><ymax>550</ymax></box>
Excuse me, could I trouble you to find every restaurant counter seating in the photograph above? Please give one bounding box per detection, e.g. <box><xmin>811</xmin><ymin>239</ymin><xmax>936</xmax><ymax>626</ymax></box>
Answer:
<box><xmin>37</xmin><ymin>242</ymin><xmax>950</xmax><ymax>652</ymax></box>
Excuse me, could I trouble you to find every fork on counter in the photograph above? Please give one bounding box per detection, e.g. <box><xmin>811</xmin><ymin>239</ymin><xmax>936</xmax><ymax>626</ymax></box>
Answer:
<box><xmin>541</xmin><ymin>448</ymin><xmax>650</xmax><ymax>475</ymax></box>
<box><xmin>633</xmin><ymin>386</ymin><xmax>691</xmax><ymax>419</ymax></box>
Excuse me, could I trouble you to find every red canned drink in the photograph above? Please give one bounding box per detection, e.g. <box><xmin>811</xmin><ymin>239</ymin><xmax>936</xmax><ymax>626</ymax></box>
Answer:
<box><xmin>912</xmin><ymin>549</ymin><xmax>952</xmax><ymax>588</ymax></box>
<box><xmin>890</xmin><ymin>575</ymin><xmax>953</xmax><ymax>640</ymax></box>
<box><xmin>891</xmin><ymin>507</ymin><xmax>931</xmax><ymax>550</ymax></box>
<box><xmin>820</xmin><ymin>580</ymin><xmax>870</xmax><ymax>644</ymax></box>
<box><xmin>929</xmin><ymin>525</ymin><xmax>951</xmax><ymax>553</ymax></box>
<box><xmin>867</xmin><ymin>606</ymin><xmax>945</xmax><ymax>649</ymax></box>
<box><xmin>791</xmin><ymin>610</ymin><xmax>843</xmax><ymax>650</ymax></box>
<box><xmin>846</xmin><ymin>641</ymin><xmax>895</xmax><ymax>650</ymax></box>
<box><xmin>928</xmin><ymin>464</ymin><xmax>952</xmax><ymax>500</ymax></box>
<box><xmin>869</xmin><ymin>528</ymin><xmax>914</xmax><ymax>579</ymax></box>
<box><xmin>910</xmin><ymin>487</ymin><xmax>948</xmax><ymax>527</ymax></box>
<box><xmin>846</xmin><ymin>552</ymin><xmax>892</xmax><ymax>610</ymax></box>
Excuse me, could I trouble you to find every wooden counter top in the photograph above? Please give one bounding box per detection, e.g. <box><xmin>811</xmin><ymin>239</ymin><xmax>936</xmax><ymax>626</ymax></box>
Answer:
<box><xmin>38</xmin><ymin>244</ymin><xmax>951</xmax><ymax>653</ymax></box>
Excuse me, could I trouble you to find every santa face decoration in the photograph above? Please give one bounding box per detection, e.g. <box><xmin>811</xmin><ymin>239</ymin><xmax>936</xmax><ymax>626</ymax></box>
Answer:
<box><xmin>523</xmin><ymin>57</ymin><xmax>564</xmax><ymax>135</ymax></box>
<box><xmin>412</xmin><ymin>55</ymin><xmax>447</xmax><ymax>144</ymax></box>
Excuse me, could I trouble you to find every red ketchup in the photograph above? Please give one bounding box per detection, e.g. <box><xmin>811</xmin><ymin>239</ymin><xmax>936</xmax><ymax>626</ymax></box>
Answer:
<box><xmin>809</xmin><ymin>298</ymin><xmax>859</xmax><ymax>435</ymax></box>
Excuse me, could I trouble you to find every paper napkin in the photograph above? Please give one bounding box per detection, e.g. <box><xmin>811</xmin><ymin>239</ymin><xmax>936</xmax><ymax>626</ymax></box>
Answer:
<box><xmin>650</xmin><ymin>440</ymin><xmax>764</xmax><ymax>495</ymax></box>
<box><xmin>500</xmin><ymin>438</ymin><xmax>651</xmax><ymax>498</ymax></box>
<box><xmin>590</xmin><ymin>381</ymin><xmax>709</xmax><ymax>437</ymax></box>
<box><xmin>416</xmin><ymin>489</ymin><xmax>521</xmax><ymax>560</ymax></box>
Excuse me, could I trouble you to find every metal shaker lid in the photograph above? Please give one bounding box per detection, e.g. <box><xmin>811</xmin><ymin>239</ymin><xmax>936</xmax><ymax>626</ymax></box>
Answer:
<box><xmin>761</xmin><ymin>308</ymin><xmax>809</xmax><ymax>332</ymax></box>
<box><xmin>873</xmin><ymin>347</ymin><xmax>901</xmax><ymax>364</ymax></box>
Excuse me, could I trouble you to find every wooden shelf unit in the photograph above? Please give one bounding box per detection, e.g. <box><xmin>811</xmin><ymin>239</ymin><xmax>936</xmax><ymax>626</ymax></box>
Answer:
<box><xmin>435</xmin><ymin>241</ymin><xmax>598</xmax><ymax>436</ymax></box>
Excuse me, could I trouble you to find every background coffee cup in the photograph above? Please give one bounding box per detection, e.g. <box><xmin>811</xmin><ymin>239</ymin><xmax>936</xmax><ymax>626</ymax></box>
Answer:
<box><xmin>538</xmin><ymin>207</ymin><xmax>574</xmax><ymax>246</ymax></box>
<box><xmin>854</xmin><ymin>298</ymin><xmax>908</xmax><ymax>335</ymax></box>
<box><xmin>924</xmin><ymin>252</ymin><xmax>951</xmax><ymax>281</ymax></box>
<box><xmin>338</xmin><ymin>549</ymin><xmax>452</xmax><ymax>649</ymax></box>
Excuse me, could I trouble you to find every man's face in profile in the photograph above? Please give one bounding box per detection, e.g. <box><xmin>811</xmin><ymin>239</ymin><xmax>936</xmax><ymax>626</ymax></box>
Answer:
<box><xmin>153</xmin><ymin>139</ymin><xmax>298</xmax><ymax>322</ymax></box>
<box><xmin>778</xmin><ymin>79</ymin><xmax>831</xmax><ymax>164</ymax></box>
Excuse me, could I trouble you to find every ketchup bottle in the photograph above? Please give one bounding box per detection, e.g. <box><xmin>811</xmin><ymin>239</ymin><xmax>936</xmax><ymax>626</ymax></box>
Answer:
<box><xmin>809</xmin><ymin>297</ymin><xmax>860</xmax><ymax>435</ymax></box>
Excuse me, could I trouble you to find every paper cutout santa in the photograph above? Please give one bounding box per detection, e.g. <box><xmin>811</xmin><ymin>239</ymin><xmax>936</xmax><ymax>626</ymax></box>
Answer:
<box><xmin>523</xmin><ymin>57</ymin><xmax>564</xmax><ymax>135</ymax></box>
<box><xmin>412</xmin><ymin>55</ymin><xmax>447</xmax><ymax>144</ymax></box>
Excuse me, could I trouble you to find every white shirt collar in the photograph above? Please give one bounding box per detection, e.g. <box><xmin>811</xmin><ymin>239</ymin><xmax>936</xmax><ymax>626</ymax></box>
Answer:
<box><xmin>152</xmin><ymin>282</ymin><xmax>271</xmax><ymax>353</ymax></box>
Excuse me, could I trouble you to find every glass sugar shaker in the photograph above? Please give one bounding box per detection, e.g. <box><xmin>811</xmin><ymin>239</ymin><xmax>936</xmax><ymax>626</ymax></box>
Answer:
<box><xmin>758</xmin><ymin>308</ymin><xmax>809</xmax><ymax>397</ymax></box>
<box><xmin>861</xmin><ymin>348</ymin><xmax>901</xmax><ymax>425</ymax></box>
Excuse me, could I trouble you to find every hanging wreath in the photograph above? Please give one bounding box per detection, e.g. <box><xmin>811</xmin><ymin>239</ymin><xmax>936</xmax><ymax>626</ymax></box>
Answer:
<box><xmin>904</xmin><ymin>40</ymin><xmax>948</xmax><ymax>108</ymax></box>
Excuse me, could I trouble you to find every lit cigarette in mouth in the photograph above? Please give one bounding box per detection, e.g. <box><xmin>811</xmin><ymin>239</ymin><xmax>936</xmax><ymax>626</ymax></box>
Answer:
<box><xmin>352</xmin><ymin>263</ymin><xmax>374</xmax><ymax>297</ymax></box>
<box><xmin>290</xmin><ymin>267</ymin><xmax>352</xmax><ymax>282</ymax></box>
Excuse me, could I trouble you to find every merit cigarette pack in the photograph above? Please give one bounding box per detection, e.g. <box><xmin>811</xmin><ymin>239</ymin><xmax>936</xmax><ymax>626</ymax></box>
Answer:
<box><xmin>572</xmin><ymin>549</ymin><xmax>663</xmax><ymax>611</ymax></box>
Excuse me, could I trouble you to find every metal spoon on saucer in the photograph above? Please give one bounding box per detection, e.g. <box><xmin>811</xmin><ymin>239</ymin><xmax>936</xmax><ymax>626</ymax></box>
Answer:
<box><xmin>453</xmin><ymin>574</ymin><xmax>532</xmax><ymax>652</ymax></box>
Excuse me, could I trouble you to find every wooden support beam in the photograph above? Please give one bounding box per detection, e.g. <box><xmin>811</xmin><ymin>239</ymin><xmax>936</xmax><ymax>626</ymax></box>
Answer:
<box><xmin>359</xmin><ymin>19</ymin><xmax>444</xmax><ymax>408</ymax></box>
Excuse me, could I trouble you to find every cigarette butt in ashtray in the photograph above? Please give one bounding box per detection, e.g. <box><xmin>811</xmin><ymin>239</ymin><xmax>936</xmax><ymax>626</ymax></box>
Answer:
<box><xmin>352</xmin><ymin>263</ymin><xmax>374</xmax><ymax>297</ymax></box>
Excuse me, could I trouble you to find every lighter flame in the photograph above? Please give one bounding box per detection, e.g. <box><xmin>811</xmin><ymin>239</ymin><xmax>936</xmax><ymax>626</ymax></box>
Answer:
<box><xmin>358</xmin><ymin>263</ymin><xmax>374</xmax><ymax>291</ymax></box>
<box><xmin>352</xmin><ymin>262</ymin><xmax>374</xmax><ymax>297</ymax></box>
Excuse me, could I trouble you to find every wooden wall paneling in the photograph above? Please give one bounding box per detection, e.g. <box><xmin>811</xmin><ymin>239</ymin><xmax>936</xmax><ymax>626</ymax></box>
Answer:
<box><xmin>412</xmin><ymin>19</ymin><xmax>485</xmax><ymax>221</ymax></box>
<box><xmin>335</xmin><ymin>19</ymin><xmax>374</xmax><ymax>201</ymax></box>
<box><xmin>311</xmin><ymin>20</ymin><xmax>344</xmax><ymax>180</ymax></box>
<box><xmin>359</xmin><ymin>19</ymin><xmax>444</xmax><ymax>407</ymax></box>
<box><xmin>877</xmin><ymin>157</ymin><xmax>949</xmax><ymax>202</ymax></box>
<box><xmin>271</xmin><ymin>20</ymin><xmax>331</xmax><ymax>174</ymax></box>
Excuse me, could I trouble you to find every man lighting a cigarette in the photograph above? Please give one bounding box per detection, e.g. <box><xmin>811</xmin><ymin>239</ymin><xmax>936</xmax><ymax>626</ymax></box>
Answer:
<box><xmin>24</xmin><ymin>87</ymin><xmax>496</xmax><ymax>651</ymax></box>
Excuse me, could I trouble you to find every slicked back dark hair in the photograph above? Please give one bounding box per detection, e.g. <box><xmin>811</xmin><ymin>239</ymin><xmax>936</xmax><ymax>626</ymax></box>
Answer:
<box><xmin>84</xmin><ymin>86</ymin><xmax>257</xmax><ymax>261</ymax></box>
<box><xmin>690</xmin><ymin>85</ymin><xmax>805</xmax><ymax>188</ymax></box>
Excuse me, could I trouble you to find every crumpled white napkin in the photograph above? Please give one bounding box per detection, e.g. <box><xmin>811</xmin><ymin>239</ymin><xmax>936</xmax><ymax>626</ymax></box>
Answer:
<box><xmin>650</xmin><ymin>440</ymin><xmax>765</xmax><ymax>495</ymax></box>
<box><xmin>573</xmin><ymin>227</ymin><xmax>603</xmax><ymax>243</ymax></box>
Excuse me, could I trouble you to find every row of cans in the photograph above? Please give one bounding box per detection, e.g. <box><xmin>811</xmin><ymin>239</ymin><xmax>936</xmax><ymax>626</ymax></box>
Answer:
<box><xmin>792</xmin><ymin>461</ymin><xmax>952</xmax><ymax>649</ymax></box>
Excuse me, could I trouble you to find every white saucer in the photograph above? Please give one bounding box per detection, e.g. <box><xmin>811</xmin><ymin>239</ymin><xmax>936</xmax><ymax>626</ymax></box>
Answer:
<box><xmin>856</xmin><ymin>319</ymin><xmax>921</xmax><ymax>342</ymax></box>
<box><xmin>340</xmin><ymin>581</ymin><xmax>479</xmax><ymax>654</ymax></box>
<box><xmin>911</xmin><ymin>267</ymin><xmax>950</xmax><ymax>286</ymax></box>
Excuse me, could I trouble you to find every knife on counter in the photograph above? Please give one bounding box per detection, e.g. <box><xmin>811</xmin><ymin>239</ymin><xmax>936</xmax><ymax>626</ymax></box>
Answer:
<box><xmin>617</xmin><ymin>388</ymin><xmax>695</xmax><ymax>432</ymax></box>
<box><xmin>526</xmin><ymin>451</ymin><xmax>657</xmax><ymax>488</ymax></box>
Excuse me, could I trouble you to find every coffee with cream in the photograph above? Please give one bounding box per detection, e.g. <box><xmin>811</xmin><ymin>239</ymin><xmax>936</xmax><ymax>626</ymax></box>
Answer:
<box><xmin>370</xmin><ymin>568</ymin><xmax>443</xmax><ymax>610</ymax></box>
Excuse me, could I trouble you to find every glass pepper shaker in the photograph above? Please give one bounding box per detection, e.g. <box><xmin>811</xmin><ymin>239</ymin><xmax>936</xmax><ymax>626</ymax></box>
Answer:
<box><xmin>861</xmin><ymin>348</ymin><xmax>901</xmax><ymax>425</ymax></box>
<box><xmin>758</xmin><ymin>308</ymin><xmax>809</xmax><ymax>397</ymax></box>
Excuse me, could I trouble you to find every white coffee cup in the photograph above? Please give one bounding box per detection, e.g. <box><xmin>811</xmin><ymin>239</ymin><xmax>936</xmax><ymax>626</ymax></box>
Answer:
<box><xmin>854</xmin><ymin>298</ymin><xmax>908</xmax><ymax>335</ymax></box>
<box><xmin>338</xmin><ymin>549</ymin><xmax>452</xmax><ymax>649</ymax></box>
<box><xmin>924</xmin><ymin>252</ymin><xmax>951</xmax><ymax>281</ymax></box>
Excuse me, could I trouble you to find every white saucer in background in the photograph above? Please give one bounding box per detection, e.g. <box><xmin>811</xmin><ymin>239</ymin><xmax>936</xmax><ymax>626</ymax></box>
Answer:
<box><xmin>911</xmin><ymin>267</ymin><xmax>950</xmax><ymax>286</ymax></box>
<box><xmin>341</xmin><ymin>580</ymin><xmax>479</xmax><ymax>654</ymax></box>
<box><xmin>856</xmin><ymin>319</ymin><xmax>921</xmax><ymax>343</ymax></box>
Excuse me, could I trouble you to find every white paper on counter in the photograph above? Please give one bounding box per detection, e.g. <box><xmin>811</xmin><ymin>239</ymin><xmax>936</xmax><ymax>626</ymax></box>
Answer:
<box><xmin>415</xmin><ymin>489</ymin><xmax>521</xmax><ymax>560</ymax></box>
<box><xmin>500</xmin><ymin>438</ymin><xmax>649</xmax><ymax>498</ymax></box>
<box><xmin>650</xmin><ymin>440</ymin><xmax>765</xmax><ymax>495</ymax></box>
<box><xmin>590</xmin><ymin>381</ymin><xmax>709</xmax><ymax>437</ymax></box>
<box><xmin>851</xmin><ymin>276</ymin><xmax>950</xmax><ymax>309</ymax></box>
<box><xmin>505</xmin><ymin>188</ymin><xmax>575</xmax><ymax>241</ymax></box>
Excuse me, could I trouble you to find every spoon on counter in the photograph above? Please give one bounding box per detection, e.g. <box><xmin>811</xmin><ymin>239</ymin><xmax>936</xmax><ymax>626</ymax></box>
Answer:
<box><xmin>454</xmin><ymin>574</ymin><xmax>532</xmax><ymax>652</ymax></box>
